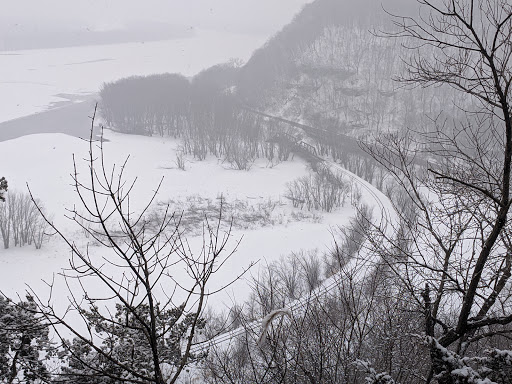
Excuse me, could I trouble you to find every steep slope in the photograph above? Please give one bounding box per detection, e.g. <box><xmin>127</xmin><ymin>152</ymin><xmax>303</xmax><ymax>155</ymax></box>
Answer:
<box><xmin>236</xmin><ymin>0</ymin><xmax>466</xmax><ymax>138</ymax></box>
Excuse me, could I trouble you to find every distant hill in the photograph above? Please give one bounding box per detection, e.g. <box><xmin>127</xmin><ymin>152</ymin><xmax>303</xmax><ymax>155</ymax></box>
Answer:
<box><xmin>235</xmin><ymin>0</ymin><xmax>465</xmax><ymax>138</ymax></box>
<box><xmin>0</xmin><ymin>21</ymin><xmax>194</xmax><ymax>51</ymax></box>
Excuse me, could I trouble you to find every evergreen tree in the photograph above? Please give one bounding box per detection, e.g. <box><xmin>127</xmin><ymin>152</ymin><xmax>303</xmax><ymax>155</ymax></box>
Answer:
<box><xmin>0</xmin><ymin>295</ymin><xmax>53</xmax><ymax>383</ymax></box>
<box><xmin>0</xmin><ymin>177</ymin><xmax>7</xmax><ymax>202</ymax></box>
<box><xmin>59</xmin><ymin>303</ymin><xmax>205</xmax><ymax>383</ymax></box>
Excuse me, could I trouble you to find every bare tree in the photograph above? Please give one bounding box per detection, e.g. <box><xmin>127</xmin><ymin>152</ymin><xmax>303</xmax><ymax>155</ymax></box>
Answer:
<box><xmin>203</xmin><ymin>246</ymin><xmax>427</xmax><ymax>384</ymax></box>
<box><xmin>28</xmin><ymin>107</ymin><xmax>248</xmax><ymax>384</ymax></box>
<box><xmin>285</xmin><ymin>166</ymin><xmax>349</xmax><ymax>212</ymax></box>
<box><xmin>0</xmin><ymin>190</ymin><xmax>49</xmax><ymax>249</ymax></box>
<box><xmin>364</xmin><ymin>0</ymin><xmax>512</xmax><ymax>382</ymax></box>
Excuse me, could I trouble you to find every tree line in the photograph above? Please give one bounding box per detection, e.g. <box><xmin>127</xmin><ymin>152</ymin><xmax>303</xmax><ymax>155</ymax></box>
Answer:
<box><xmin>99</xmin><ymin>64</ymin><xmax>294</xmax><ymax>170</ymax></box>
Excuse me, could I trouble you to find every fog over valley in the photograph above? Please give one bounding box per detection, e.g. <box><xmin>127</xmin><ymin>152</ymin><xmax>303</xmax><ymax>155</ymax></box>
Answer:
<box><xmin>1</xmin><ymin>1</ymin><xmax>512</xmax><ymax>383</ymax></box>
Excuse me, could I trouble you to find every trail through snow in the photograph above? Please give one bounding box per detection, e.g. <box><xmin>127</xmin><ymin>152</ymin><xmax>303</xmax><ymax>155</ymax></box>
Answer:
<box><xmin>188</xmin><ymin>158</ymin><xmax>397</xmax><ymax>354</ymax></box>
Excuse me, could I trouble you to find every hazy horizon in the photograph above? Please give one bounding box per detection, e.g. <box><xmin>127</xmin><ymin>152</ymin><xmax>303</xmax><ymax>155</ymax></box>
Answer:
<box><xmin>1</xmin><ymin>0</ymin><xmax>314</xmax><ymax>50</ymax></box>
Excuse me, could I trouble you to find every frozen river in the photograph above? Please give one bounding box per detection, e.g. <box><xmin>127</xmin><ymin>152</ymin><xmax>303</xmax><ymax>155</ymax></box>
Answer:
<box><xmin>0</xmin><ymin>30</ymin><xmax>265</xmax><ymax>125</ymax></box>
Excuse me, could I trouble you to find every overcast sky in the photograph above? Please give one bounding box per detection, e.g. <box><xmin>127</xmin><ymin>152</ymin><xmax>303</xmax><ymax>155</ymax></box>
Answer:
<box><xmin>2</xmin><ymin>0</ymin><xmax>313</xmax><ymax>35</ymax></box>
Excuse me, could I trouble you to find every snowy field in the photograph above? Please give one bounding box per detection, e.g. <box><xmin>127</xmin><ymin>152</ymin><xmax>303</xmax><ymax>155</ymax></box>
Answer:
<box><xmin>0</xmin><ymin>129</ymin><xmax>355</xmax><ymax>311</ymax></box>
<box><xmin>0</xmin><ymin>29</ymin><xmax>265</xmax><ymax>124</ymax></box>
<box><xmin>0</xmin><ymin>30</ymin><xmax>359</xmax><ymax>315</ymax></box>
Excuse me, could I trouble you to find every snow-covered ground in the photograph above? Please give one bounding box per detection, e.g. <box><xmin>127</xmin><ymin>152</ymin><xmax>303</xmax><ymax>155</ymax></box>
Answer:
<box><xmin>0</xmin><ymin>29</ymin><xmax>265</xmax><ymax>123</ymax></box>
<box><xmin>0</xmin><ymin>28</ymin><xmax>359</xmax><ymax>319</ymax></box>
<box><xmin>0</xmin><ymin>19</ymin><xmax>398</xmax><ymax>384</ymax></box>
<box><xmin>0</xmin><ymin>130</ymin><xmax>355</xmax><ymax>311</ymax></box>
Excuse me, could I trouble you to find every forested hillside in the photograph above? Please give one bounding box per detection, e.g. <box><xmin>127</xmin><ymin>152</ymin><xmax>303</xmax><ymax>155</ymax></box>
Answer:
<box><xmin>98</xmin><ymin>1</ymin><xmax>411</xmax><ymax>180</ymax></box>
<box><xmin>99</xmin><ymin>0</ymin><xmax>469</xmax><ymax>168</ymax></box>
<box><xmin>237</xmin><ymin>0</ymin><xmax>467</xmax><ymax>138</ymax></box>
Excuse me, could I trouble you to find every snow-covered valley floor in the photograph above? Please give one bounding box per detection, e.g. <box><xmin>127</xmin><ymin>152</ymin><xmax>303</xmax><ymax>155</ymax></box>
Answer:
<box><xmin>0</xmin><ymin>32</ymin><xmax>382</xmax><ymax>332</ymax></box>
<box><xmin>0</xmin><ymin>129</ymin><xmax>355</xmax><ymax>312</ymax></box>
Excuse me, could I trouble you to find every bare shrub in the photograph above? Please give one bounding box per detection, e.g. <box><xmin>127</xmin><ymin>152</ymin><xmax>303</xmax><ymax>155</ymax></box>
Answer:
<box><xmin>285</xmin><ymin>167</ymin><xmax>349</xmax><ymax>212</ymax></box>
<box><xmin>325</xmin><ymin>204</ymin><xmax>373</xmax><ymax>276</ymax></box>
<box><xmin>203</xmin><ymin>249</ymin><xmax>426</xmax><ymax>384</ymax></box>
<box><xmin>175</xmin><ymin>148</ymin><xmax>187</xmax><ymax>170</ymax></box>
<box><xmin>244</xmin><ymin>249</ymin><xmax>325</xmax><ymax>321</ymax></box>
<box><xmin>224</xmin><ymin>142</ymin><xmax>255</xmax><ymax>171</ymax></box>
<box><xmin>32</xmin><ymin>214</ymin><xmax>51</xmax><ymax>250</ymax></box>
<box><xmin>265</xmin><ymin>154</ymin><xmax>282</xmax><ymax>168</ymax></box>
<box><xmin>0</xmin><ymin>190</ymin><xmax>49</xmax><ymax>249</ymax></box>
<box><xmin>148</xmin><ymin>195</ymin><xmax>317</xmax><ymax>235</ymax></box>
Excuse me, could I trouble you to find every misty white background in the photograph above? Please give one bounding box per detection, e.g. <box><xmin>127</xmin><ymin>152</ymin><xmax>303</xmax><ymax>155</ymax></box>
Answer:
<box><xmin>2</xmin><ymin>0</ymin><xmax>312</xmax><ymax>36</ymax></box>
<box><xmin>0</xmin><ymin>0</ymin><xmax>313</xmax><ymax>123</ymax></box>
